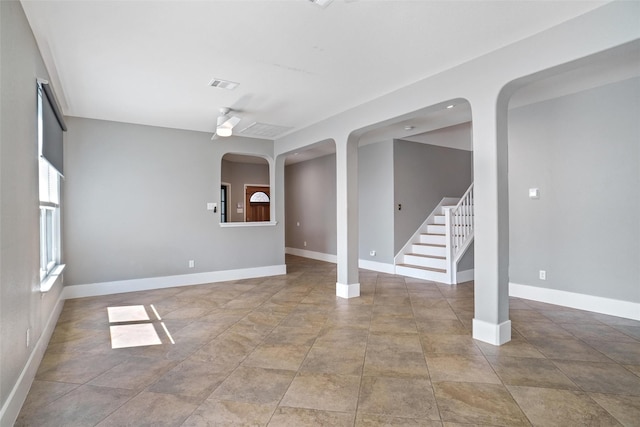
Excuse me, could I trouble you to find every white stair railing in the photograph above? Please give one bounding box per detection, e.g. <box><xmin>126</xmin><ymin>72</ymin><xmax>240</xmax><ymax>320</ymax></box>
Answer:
<box><xmin>444</xmin><ymin>183</ymin><xmax>474</xmax><ymax>283</ymax></box>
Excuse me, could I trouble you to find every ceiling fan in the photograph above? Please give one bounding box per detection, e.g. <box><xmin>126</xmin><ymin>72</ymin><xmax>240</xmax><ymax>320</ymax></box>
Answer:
<box><xmin>212</xmin><ymin>107</ymin><xmax>241</xmax><ymax>139</ymax></box>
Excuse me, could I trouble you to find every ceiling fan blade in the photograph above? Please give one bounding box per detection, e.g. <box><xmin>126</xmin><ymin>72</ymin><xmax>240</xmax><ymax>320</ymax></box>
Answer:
<box><xmin>219</xmin><ymin>115</ymin><xmax>241</xmax><ymax>130</ymax></box>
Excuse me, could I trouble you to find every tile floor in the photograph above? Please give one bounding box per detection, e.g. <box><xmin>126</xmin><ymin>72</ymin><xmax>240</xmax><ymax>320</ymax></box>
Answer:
<box><xmin>16</xmin><ymin>255</ymin><xmax>640</xmax><ymax>426</ymax></box>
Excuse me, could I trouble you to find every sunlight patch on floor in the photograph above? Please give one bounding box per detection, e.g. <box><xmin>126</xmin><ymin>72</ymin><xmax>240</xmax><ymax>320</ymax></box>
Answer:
<box><xmin>109</xmin><ymin>323</ymin><xmax>162</xmax><ymax>349</ymax></box>
<box><xmin>107</xmin><ymin>305</ymin><xmax>150</xmax><ymax>323</ymax></box>
<box><xmin>107</xmin><ymin>304</ymin><xmax>173</xmax><ymax>349</ymax></box>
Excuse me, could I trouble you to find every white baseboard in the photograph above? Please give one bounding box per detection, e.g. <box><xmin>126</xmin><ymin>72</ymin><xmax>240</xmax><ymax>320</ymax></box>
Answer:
<box><xmin>0</xmin><ymin>288</ymin><xmax>65</xmax><ymax>427</ymax></box>
<box><xmin>473</xmin><ymin>318</ymin><xmax>512</xmax><ymax>346</ymax></box>
<box><xmin>509</xmin><ymin>282</ymin><xmax>640</xmax><ymax>321</ymax></box>
<box><xmin>285</xmin><ymin>248</ymin><xmax>398</xmax><ymax>276</ymax></box>
<box><xmin>456</xmin><ymin>269</ymin><xmax>474</xmax><ymax>284</ymax></box>
<box><xmin>336</xmin><ymin>282</ymin><xmax>360</xmax><ymax>299</ymax></box>
<box><xmin>360</xmin><ymin>259</ymin><xmax>395</xmax><ymax>274</ymax></box>
<box><xmin>285</xmin><ymin>247</ymin><xmax>337</xmax><ymax>264</ymax></box>
<box><xmin>63</xmin><ymin>264</ymin><xmax>287</xmax><ymax>300</ymax></box>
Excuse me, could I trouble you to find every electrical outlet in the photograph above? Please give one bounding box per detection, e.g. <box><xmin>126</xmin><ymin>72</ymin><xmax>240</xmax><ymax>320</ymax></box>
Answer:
<box><xmin>303</xmin><ymin>241</ymin><xmax>307</xmax><ymax>247</ymax></box>
<box><xmin>539</xmin><ymin>270</ymin><xmax>546</xmax><ymax>280</ymax></box>
<box><xmin>370</xmin><ymin>250</ymin><xmax>376</xmax><ymax>256</ymax></box>
<box><xmin>26</xmin><ymin>328</ymin><xmax>30</xmax><ymax>348</ymax></box>
<box><xmin>188</xmin><ymin>260</ymin><xmax>195</xmax><ymax>268</ymax></box>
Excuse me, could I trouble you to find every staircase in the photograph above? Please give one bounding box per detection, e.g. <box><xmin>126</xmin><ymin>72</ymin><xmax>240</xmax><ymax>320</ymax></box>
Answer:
<box><xmin>395</xmin><ymin>183</ymin><xmax>474</xmax><ymax>284</ymax></box>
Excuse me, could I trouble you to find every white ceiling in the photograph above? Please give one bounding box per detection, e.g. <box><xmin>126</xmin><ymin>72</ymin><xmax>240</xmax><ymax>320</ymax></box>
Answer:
<box><xmin>21</xmin><ymin>0</ymin><xmax>614</xmax><ymax>143</ymax></box>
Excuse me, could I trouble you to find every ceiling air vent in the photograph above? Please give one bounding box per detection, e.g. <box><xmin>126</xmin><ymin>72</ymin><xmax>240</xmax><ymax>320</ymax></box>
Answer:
<box><xmin>208</xmin><ymin>78</ymin><xmax>239</xmax><ymax>90</ymax></box>
<box><xmin>240</xmin><ymin>122</ymin><xmax>293</xmax><ymax>138</ymax></box>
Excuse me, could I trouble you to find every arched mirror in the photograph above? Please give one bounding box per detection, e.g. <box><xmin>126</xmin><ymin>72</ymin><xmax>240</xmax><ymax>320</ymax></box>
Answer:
<box><xmin>221</xmin><ymin>154</ymin><xmax>270</xmax><ymax>222</ymax></box>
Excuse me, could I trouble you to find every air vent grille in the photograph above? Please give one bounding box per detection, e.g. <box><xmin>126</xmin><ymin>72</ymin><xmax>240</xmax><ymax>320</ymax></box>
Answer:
<box><xmin>240</xmin><ymin>122</ymin><xmax>293</xmax><ymax>138</ymax></box>
<box><xmin>208</xmin><ymin>78</ymin><xmax>239</xmax><ymax>90</ymax></box>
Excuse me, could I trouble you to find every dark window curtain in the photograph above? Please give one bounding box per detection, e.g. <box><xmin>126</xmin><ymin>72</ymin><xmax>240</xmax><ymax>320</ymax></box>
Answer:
<box><xmin>39</xmin><ymin>80</ymin><xmax>66</xmax><ymax>176</ymax></box>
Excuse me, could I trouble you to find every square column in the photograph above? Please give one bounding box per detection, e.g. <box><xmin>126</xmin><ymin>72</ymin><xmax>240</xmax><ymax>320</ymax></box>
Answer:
<box><xmin>471</xmin><ymin>99</ymin><xmax>511</xmax><ymax>345</ymax></box>
<box><xmin>335</xmin><ymin>137</ymin><xmax>360</xmax><ymax>298</ymax></box>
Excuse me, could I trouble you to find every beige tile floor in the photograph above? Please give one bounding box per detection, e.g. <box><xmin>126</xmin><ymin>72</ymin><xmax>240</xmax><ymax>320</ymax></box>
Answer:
<box><xmin>16</xmin><ymin>255</ymin><xmax>640</xmax><ymax>426</ymax></box>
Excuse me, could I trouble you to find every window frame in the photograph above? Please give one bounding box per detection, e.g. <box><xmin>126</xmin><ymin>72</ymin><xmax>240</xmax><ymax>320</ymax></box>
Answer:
<box><xmin>37</xmin><ymin>81</ymin><xmax>65</xmax><ymax>290</ymax></box>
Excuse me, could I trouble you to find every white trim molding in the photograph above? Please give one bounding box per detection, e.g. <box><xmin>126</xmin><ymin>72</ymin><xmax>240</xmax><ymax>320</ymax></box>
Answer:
<box><xmin>63</xmin><ymin>264</ymin><xmax>286</xmax><ymax>299</ymax></box>
<box><xmin>360</xmin><ymin>259</ymin><xmax>395</xmax><ymax>275</ymax></box>
<box><xmin>40</xmin><ymin>264</ymin><xmax>66</xmax><ymax>293</ymax></box>
<box><xmin>473</xmin><ymin>318</ymin><xmax>512</xmax><ymax>346</ymax></box>
<box><xmin>1</xmin><ymin>290</ymin><xmax>65</xmax><ymax>427</ymax></box>
<box><xmin>509</xmin><ymin>282</ymin><xmax>640</xmax><ymax>321</ymax></box>
<box><xmin>456</xmin><ymin>269</ymin><xmax>474</xmax><ymax>284</ymax></box>
<box><xmin>336</xmin><ymin>282</ymin><xmax>360</xmax><ymax>299</ymax></box>
<box><xmin>285</xmin><ymin>248</ymin><xmax>398</xmax><ymax>276</ymax></box>
<box><xmin>285</xmin><ymin>247</ymin><xmax>337</xmax><ymax>263</ymax></box>
<box><xmin>219</xmin><ymin>221</ymin><xmax>277</xmax><ymax>228</ymax></box>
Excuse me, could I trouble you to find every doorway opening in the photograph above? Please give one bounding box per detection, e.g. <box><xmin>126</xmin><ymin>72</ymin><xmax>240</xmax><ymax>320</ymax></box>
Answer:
<box><xmin>245</xmin><ymin>185</ymin><xmax>270</xmax><ymax>222</ymax></box>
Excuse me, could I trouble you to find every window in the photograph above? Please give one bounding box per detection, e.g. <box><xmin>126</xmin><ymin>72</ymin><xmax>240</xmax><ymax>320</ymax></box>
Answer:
<box><xmin>39</xmin><ymin>159</ymin><xmax>60</xmax><ymax>280</ymax></box>
<box><xmin>37</xmin><ymin>79</ymin><xmax>66</xmax><ymax>289</ymax></box>
<box><xmin>220</xmin><ymin>184</ymin><xmax>229</xmax><ymax>223</ymax></box>
<box><xmin>249</xmin><ymin>191</ymin><xmax>270</xmax><ymax>203</ymax></box>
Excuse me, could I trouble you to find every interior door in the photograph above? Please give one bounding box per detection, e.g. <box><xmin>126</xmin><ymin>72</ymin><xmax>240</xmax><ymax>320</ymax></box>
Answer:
<box><xmin>245</xmin><ymin>186</ymin><xmax>270</xmax><ymax>222</ymax></box>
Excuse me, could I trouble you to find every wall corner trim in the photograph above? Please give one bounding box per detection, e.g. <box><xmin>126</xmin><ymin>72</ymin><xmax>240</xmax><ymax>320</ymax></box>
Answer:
<box><xmin>0</xmin><ymin>292</ymin><xmax>65</xmax><ymax>427</ymax></box>
<box><xmin>472</xmin><ymin>318</ymin><xmax>512</xmax><ymax>346</ymax></box>
<box><xmin>62</xmin><ymin>265</ymin><xmax>287</xmax><ymax>300</ymax></box>
<box><xmin>336</xmin><ymin>282</ymin><xmax>360</xmax><ymax>299</ymax></box>
<box><xmin>509</xmin><ymin>282</ymin><xmax>640</xmax><ymax>321</ymax></box>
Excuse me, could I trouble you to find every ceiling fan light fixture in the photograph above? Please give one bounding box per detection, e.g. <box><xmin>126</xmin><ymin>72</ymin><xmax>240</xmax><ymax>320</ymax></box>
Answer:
<box><xmin>216</xmin><ymin>127</ymin><xmax>233</xmax><ymax>137</ymax></box>
<box><xmin>215</xmin><ymin>108</ymin><xmax>241</xmax><ymax>137</ymax></box>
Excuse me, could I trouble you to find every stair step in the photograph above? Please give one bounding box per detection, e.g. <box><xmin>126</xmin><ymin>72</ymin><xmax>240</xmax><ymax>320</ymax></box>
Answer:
<box><xmin>419</xmin><ymin>233</ymin><xmax>446</xmax><ymax>245</ymax></box>
<box><xmin>404</xmin><ymin>253</ymin><xmax>447</xmax><ymax>269</ymax></box>
<box><xmin>433</xmin><ymin>215</ymin><xmax>445</xmax><ymax>225</ymax></box>
<box><xmin>396</xmin><ymin>264</ymin><xmax>447</xmax><ymax>274</ymax></box>
<box><xmin>395</xmin><ymin>263</ymin><xmax>451</xmax><ymax>284</ymax></box>
<box><xmin>412</xmin><ymin>243</ymin><xmax>445</xmax><ymax>257</ymax></box>
<box><xmin>427</xmin><ymin>224</ymin><xmax>446</xmax><ymax>234</ymax></box>
<box><xmin>406</xmin><ymin>253</ymin><xmax>445</xmax><ymax>260</ymax></box>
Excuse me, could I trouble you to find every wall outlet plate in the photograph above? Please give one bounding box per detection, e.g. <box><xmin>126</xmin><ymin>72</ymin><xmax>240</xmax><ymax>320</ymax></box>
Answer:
<box><xmin>529</xmin><ymin>188</ymin><xmax>540</xmax><ymax>199</ymax></box>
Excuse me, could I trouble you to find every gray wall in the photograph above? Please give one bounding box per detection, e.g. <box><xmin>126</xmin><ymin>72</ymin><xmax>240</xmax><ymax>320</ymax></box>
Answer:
<box><xmin>393</xmin><ymin>140</ymin><xmax>474</xmax><ymax>253</ymax></box>
<box><xmin>221</xmin><ymin>158</ymin><xmax>269</xmax><ymax>222</ymax></box>
<box><xmin>0</xmin><ymin>0</ymin><xmax>64</xmax><ymax>420</ymax></box>
<box><xmin>285</xmin><ymin>154</ymin><xmax>337</xmax><ymax>255</ymax></box>
<box><xmin>359</xmin><ymin>141</ymin><xmax>395</xmax><ymax>263</ymax></box>
<box><xmin>508</xmin><ymin>77</ymin><xmax>640</xmax><ymax>303</ymax></box>
<box><xmin>64</xmin><ymin>117</ymin><xmax>283</xmax><ymax>286</ymax></box>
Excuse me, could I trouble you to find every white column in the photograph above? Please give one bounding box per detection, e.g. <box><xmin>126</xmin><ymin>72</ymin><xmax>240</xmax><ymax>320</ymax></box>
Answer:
<box><xmin>471</xmin><ymin>96</ymin><xmax>511</xmax><ymax>345</ymax></box>
<box><xmin>335</xmin><ymin>136</ymin><xmax>360</xmax><ymax>298</ymax></box>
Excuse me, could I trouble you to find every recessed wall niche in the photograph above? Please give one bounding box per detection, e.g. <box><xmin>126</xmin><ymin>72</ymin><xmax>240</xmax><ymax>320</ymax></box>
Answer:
<box><xmin>221</xmin><ymin>153</ymin><xmax>270</xmax><ymax>222</ymax></box>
